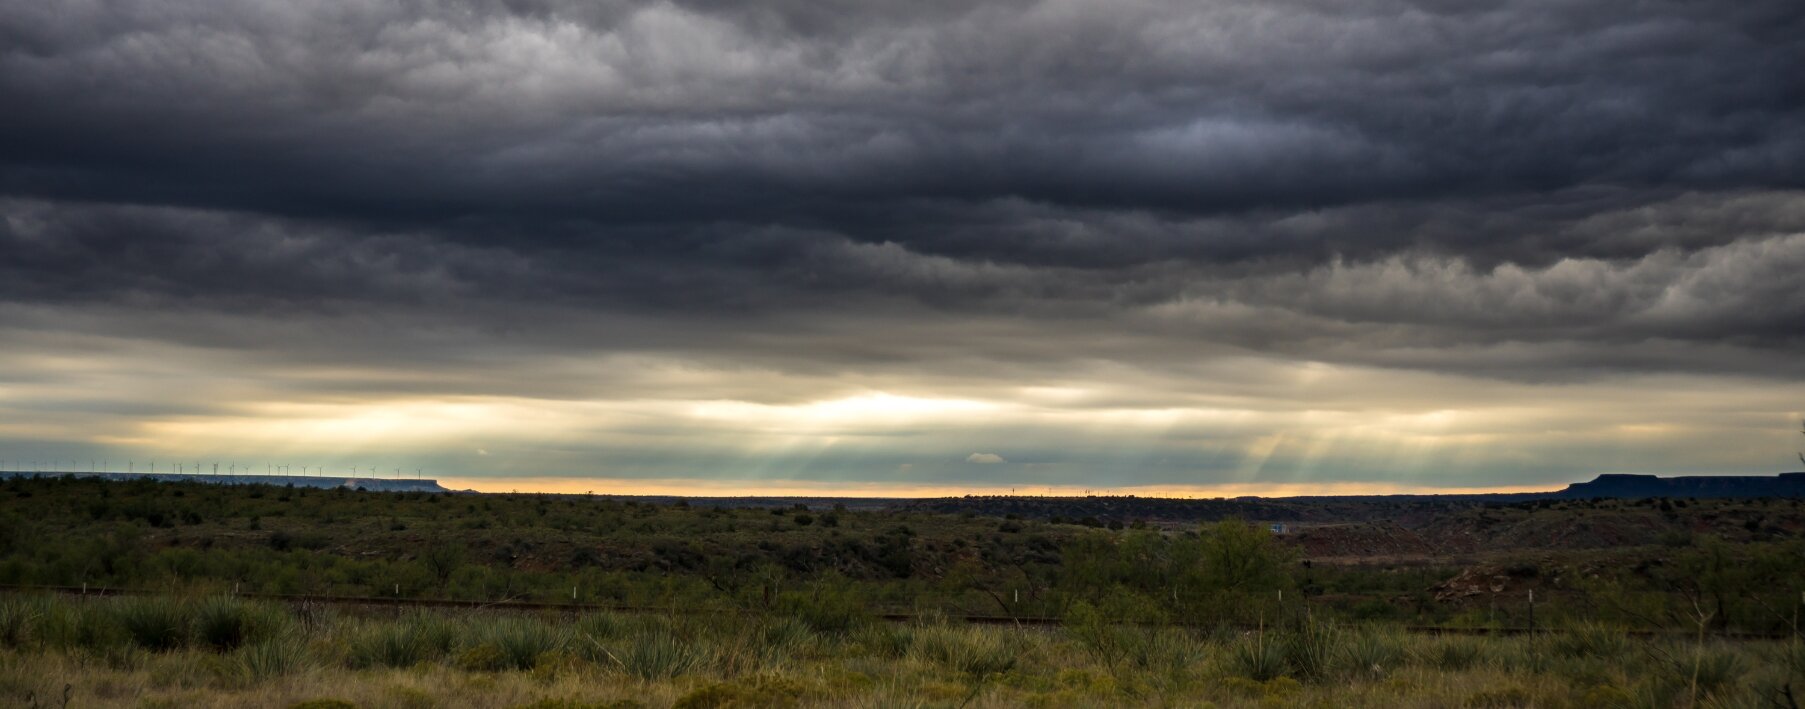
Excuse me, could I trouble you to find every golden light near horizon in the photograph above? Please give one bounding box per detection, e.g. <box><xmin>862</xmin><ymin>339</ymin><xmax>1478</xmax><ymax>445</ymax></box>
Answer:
<box><xmin>685</xmin><ymin>392</ymin><xmax>1005</xmax><ymax>432</ymax></box>
<box><xmin>5</xmin><ymin>332</ymin><xmax>1802</xmax><ymax>493</ymax></box>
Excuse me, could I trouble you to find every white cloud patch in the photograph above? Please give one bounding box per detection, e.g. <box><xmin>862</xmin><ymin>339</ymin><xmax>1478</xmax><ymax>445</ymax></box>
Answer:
<box><xmin>966</xmin><ymin>452</ymin><xmax>1006</xmax><ymax>464</ymax></box>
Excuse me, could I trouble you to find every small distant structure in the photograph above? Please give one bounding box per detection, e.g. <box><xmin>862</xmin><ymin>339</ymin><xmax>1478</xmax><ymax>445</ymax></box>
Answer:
<box><xmin>1268</xmin><ymin>522</ymin><xmax>1289</xmax><ymax>535</ymax></box>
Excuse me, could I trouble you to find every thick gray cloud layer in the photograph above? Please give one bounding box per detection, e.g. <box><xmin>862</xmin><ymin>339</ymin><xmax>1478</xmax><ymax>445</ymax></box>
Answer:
<box><xmin>2</xmin><ymin>0</ymin><xmax>1803</xmax><ymax>489</ymax></box>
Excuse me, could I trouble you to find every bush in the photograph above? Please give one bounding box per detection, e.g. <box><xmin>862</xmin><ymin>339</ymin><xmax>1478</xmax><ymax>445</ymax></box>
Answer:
<box><xmin>610</xmin><ymin>627</ymin><xmax>706</xmax><ymax>680</ymax></box>
<box><xmin>1550</xmin><ymin>624</ymin><xmax>1629</xmax><ymax>660</ymax></box>
<box><xmin>1230</xmin><ymin>630</ymin><xmax>1289</xmax><ymax>682</ymax></box>
<box><xmin>759</xmin><ymin>618</ymin><xmax>816</xmax><ymax>658</ymax></box>
<box><xmin>113</xmin><ymin>597</ymin><xmax>191</xmax><ymax>651</ymax></box>
<box><xmin>1342</xmin><ymin>628</ymin><xmax>1403</xmax><ymax>679</ymax></box>
<box><xmin>464</xmin><ymin>617</ymin><xmax>566</xmax><ymax>671</ymax></box>
<box><xmin>345</xmin><ymin>615</ymin><xmax>457</xmax><ymax>669</ymax></box>
<box><xmin>0</xmin><ymin>598</ymin><xmax>31</xmax><ymax>647</ymax></box>
<box><xmin>1678</xmin><ymin>645</ymin><xmax>1747</xmax><ymax>698</ymax></box>
<box><xmin>195</xmin><ymin>597</ymin><xmax>287</xmax><ymax>651</ymax></box>
<box><xmin>852</xmin><ymin>624</ymin><xmax>912</xmax><ymax>659</ymax></box>
<box><xmin>33</xmin><ymin>598</ymin><xmax>123</xmax><ymax>651</ymax></box>
<box><xmin>1283</xmin><ymin>618</ymin><xmax>1343</xmax><ymax>682</ymax></box>
<box><xmin>233</xmin><ymin>635</ymin><xmax>309</xmax><ymax>682</ymax></box>
<box><xmin>908</xmin><ymin>625</ymin><xmax>1017</xmax><ymax>678</ymax></box>
<box><xmin>1418</xmin><ymin>636</ymin><xmax>1487</xmax><ymax>671</ymax></box>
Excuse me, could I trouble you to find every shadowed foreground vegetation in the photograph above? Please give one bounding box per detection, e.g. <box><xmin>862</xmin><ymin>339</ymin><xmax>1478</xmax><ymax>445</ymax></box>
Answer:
<box><xmin>4</xmin><ymin>476</ymin><xmax>1805</xmax><ymax>634</ymax></box>
<box><xmin>4</xmin><ymin>475</ymin><xmax>1805</xmax><ymax>705</ymax></box>
<box><xmin>2</xmin><ymin>593</ymin><xmax>1803</xmax><ymax>708</ymax></box>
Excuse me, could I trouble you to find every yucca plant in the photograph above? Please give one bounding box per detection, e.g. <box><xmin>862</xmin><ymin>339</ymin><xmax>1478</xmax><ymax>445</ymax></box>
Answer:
<box><xmin>1283</xmin><ymin>617</ymin><xmax>1343</xmax><ymax>681</ymax></box>
<box><xmin>1230</xmin><ymin>629</ymin><xmax>1289</xmax><ymax>682</ymax></box>
<box><xmin>607</xmin><ymin>626</ymin><xmax>706</xmax><ymax>680</ymax></box>
<box><xmin>1342</xmin><ymin>628</ymin><xmax>1402</xmax><ymax>680</ymax></box>
<box><xmin>1550</xmin><ymin>623</ymin><xmax>1629</xmax><ymax>660</ymax></box>
<box><xmin>1417</xmin><ymin>635</ymin><xmax>1487</xmax><ymax>671</ymax></box>
<box><xmin>112</xmin><ymin>597</ymin><xmax>191</xmax><ymax>651</ymax></box>
<box><xmin>344</xmin><ymin>611</ymin><xmax>462</xmax><ymax>670</ymax></box>
<box><xmin>908</xmin><ymin>625</ymin><xmax>1017</xmax><ymax>678</ymax></box>
<box><xmin>194</xmin><ymin>597</ymin><xmax>288</xmax><ymax>651</ymax></box>
<box><xmin>0</xmin><ymin>598</ymin><xmax>33</xmax><ymax>648</ymax></box>
<box><xmin>470</xmin><ymin>617</ymin><xmax>566</xmax><ymax>671</ymax></box>
<box><xmin>852</xmin><ymin>623</ymin><xmax>913</xmax><ymax>659</ymax></box>
<box><xmin>347</xmin><ymin>621</ymin><xmax>433</xmax><ymax>669</ymax></box>
<box><xmin>233</xmin><ymin>634</ymin><xmax>310</xmax><ymax>682</ymax></box>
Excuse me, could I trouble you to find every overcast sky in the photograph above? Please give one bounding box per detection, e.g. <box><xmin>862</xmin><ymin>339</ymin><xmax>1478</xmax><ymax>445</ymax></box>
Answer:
<box><xmin>2</xmin><ymin>0</ymin><xmax>1803</xmax><ymax>495</ymax></box>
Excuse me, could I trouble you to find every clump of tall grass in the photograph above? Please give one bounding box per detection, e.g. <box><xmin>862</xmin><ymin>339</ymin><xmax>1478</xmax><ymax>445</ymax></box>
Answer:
<box><xmin>604</xmin><ymin>626</ymin><xmax>707</xmax><ymax>680</ymax></box>
<box><xmin>851</xmin><ymin>623</ymin><xmax>913</xmax><ymax>658</ymax></box>
<box><xmin>194</xmin><ymin>597</ymin><xmax>288</xmax><ymax>651</ymax></box>
<box><xmin>30</xmin><ymin>597</ymin><xmax>121</xmax><ymax>651</ymax></box>
<box><xmin>231</xmin><ymin>634</ymin><xmax>310</xmax><ymax>682</ymax></box>
<box><xmin>1283</xmin><ymin>618</ymin><xmax>1343</xmax><ymax>681</ymax></box>
<box><xmin>458</xmin><ymin>616</ymin><xmax>567</xmax><ymax>671</ymax></box>
<box><xmin>701</xmin><ymin>617</ymin><xmax>812</xmax><ymax>676</ymax></box>
<box><xmin>112</xmin><ymin>596</ymin><xmax>192</xmax><ymax>651</ymax></box>
<box><xmin>1131</xmin><ymin>628</ymin><xmax>1206</xmax><ymax>676</ymax></box>
<box><xmin>1228</xmin><ymin>629</ymin><xmax>1289</xmax><ymax>682</ymax></box>
<box><xmin>1415</xmin><ymin>635</ymin><xmax>1487</xmax><ymax>671</ymax></box>
<box><xmin>907</xmin><ymin>625</ymin><xmax>1017</xmax><ymax>678</ymax></box>
<box><xmin>1684</xmin><ymin>645</ymin><xmax>1747</xmax><ymax>698</ymax></box>
<box><xmin>0</xmin><ymin>598</ymin><xmax>34</xmax><ymax>647</ymax></box>
<box><xmin>1065</xmin><ymin>602</ymin><xmax>1199</xmax><ymax>677</ymax></box>
<box><xmin>574</xmin><ymin>612</ymin><xmax>626</xmax><ymax>642</ymax></box>
<box><xmin>1342</xmin><ymin>627</ymin><xmax>1403</xmax><ymax>679</ymax></box>
<box><xmin>344</xmin><ymin>613</ymin><xmax>459</xmax><ymax>669</ymax></box>
<box><xmin>1549</xmin><ymin>623</ymin><xmax>1629</xmax><ymax>659</ymax></box>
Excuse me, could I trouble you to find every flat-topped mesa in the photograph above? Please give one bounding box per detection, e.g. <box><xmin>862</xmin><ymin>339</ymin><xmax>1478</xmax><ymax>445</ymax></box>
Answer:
<box><xmin>1555</xmin><ymin>472</ymin><xmax>1805</xmax><ymax>499</ymax></box>
<box><xmin>0</xmin><ymin>470</ymin><xmax>451</xmax><ymax>493</ymax></box>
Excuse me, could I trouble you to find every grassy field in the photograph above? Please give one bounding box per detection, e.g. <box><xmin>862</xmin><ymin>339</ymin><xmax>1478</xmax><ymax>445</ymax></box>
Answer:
<box><xmin>2</xmin><ymin>593</ymin><xmax>1801</xmax><ymax>708</ymax></box>
<box><xmin>2</xmin><ymin>475</ymin><xmax>1804</xmax><ymax>706</ymax></box>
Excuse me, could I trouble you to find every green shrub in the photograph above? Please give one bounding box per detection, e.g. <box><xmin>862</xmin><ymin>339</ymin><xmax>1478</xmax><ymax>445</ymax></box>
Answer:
<box><xmin>1229</xmin><ymin>630</ymin><xmax>1289</xmax><ymax>682</ymax></box>
<box><xmin>609</xmin><ymin>627</ymin><xmax>706</xmax><ymax>680</ymax></box>
<box><xmin>574</xmin><ymin>612</ymin><xmax>625</xmax><ymax>642</ymax></box>
<box><xmin>33</xmin><ymin>598</ymin><xmax>122</xmax><ymax>650</ymax></box>
<box><xmin>759</xmin><ymin>618</ymin><xmax>816</xmax><ymax>658</ymax></box>
<box><xmin>1130</xmin><ymin>628</ymin><xmax>1205</xmax><ymax>676</ymax></box>
<box><xmin>113</xmin><ymin>597</ymin><xmax>191</xmax><ymax>651</ymax></box>
<box><xmin>465</xmin><ymin>617</ymin><xmax>566</xmax><ymax>671</ymax></box>
<box><xmin>1418</xmin><ymin>636</ymin><xmax>1487</xmax><ymax>671</ymax></box>
<box><xmin>233</xmin><ymin>635</ymin><xmax>309</xmax><ymax>682</ymax></box>
<box><xmin>907</xmin><ymin>625</ymin><xmax>1016</xmax><ymax>678</ymax></box>
<box><xmin>851</xmin><ymin>624</ymin><xmax>912</xmax><ymax>658</ymax></box>
<box><xmin>1342</xmin><ymin>628</ymin><xmax>1403</xmax><ymax>679</ymax></box>
<box><xmin>345</xmin><ymin>615</ymin><xmax>456</xmax><ymax>669</ymax></box>
<box><xmin>1283</xmin><ymin>618</ymin><xmax>1343</xmax><ymax>681</ymax></box>
<box><xmin>1551</xmin><ymin>624</ymin><xmax>1629</xmax><ymax>660</ymax></box>
<box><xmin>194</xmin><ymin>597</ymin><xmax>287</xmax><ymax>651</ymax></box>
<box><xmin>0</xmin><ymin>597</ymin><xmax>32</xmax><ymax>647</ymax></box>
<box><xmin>1680</xmin><ymin>645</ymin><xmax>1747</xmax><ymax>698</ymax></box>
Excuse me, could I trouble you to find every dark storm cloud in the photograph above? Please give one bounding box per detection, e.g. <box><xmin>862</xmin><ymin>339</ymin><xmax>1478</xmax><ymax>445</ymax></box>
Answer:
<box><xmin>3</xmin><ymin>0</ymin><xmax>1804</xmax><ymax>488</ymax></box>
<box><xmin>3</xmin><ymin>0</ymin><xmax>1802</xmax><ymax>229</ymax></box>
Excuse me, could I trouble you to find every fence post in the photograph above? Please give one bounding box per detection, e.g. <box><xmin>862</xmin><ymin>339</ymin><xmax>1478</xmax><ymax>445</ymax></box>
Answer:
<box><xmin>1527</xmin><ymin>589</ymin><xmax>1535</xmax><ymax>630</ymax></box>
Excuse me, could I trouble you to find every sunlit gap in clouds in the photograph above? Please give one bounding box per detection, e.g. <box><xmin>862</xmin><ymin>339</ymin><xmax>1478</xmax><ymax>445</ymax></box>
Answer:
<box><xmin>5</xmin><ymin>340</ymin><xmax>1799</xmax><ymax>494</ymax></box>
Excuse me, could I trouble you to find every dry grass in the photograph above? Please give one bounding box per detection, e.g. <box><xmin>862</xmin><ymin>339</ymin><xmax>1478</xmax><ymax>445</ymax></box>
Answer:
<box><xmin>0</xmin><ymin>594</ymin><xmax>1799</xmax><ymax>708</ymax></box>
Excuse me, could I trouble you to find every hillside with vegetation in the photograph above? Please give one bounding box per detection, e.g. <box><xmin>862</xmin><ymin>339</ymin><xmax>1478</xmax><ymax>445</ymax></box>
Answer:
<box><xmin>1</xmin><ymin>475</ymin><xmax>1803</xmax><ymax>707</ymax></box>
